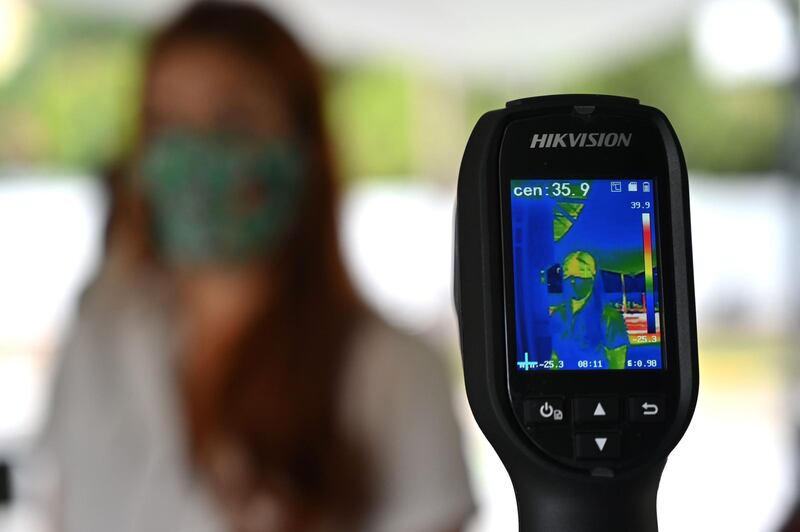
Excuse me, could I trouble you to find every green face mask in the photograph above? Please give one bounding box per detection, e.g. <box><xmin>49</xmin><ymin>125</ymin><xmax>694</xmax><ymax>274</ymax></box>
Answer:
<box><xmin>139</xmin><ymin>131</ymin><xmax>305</xmax><ymax>267</ymax></box>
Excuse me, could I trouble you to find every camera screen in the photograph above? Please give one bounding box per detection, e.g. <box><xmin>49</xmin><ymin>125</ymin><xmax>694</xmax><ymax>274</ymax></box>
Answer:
<box><xmin>509</xmin><ymin>179</ymin><xmax>663</xmax><ymax>371</ymax></box>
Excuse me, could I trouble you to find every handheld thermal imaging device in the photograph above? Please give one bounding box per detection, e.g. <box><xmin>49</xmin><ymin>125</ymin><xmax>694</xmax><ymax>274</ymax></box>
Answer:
<box><xmin>454</xmin><ymin>95</ymin><xmax>698</xmax><ymax>532</ymax></box>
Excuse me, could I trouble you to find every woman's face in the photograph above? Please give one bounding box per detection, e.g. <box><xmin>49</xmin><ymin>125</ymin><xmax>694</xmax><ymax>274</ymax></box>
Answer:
<box><xmin>139</xmin><ymin>41</ymin><xmax>305</xmax><ymax>271</ymax></box>
<box><xmin>145</xmin><ymin>40</ymin><xmax>292</xmax><ymax>139</ymax></box>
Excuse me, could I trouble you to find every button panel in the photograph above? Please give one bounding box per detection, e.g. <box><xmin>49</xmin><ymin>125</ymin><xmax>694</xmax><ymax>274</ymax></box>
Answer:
<box><xmin>519</xmin><ymin>393</ymin><xmax>666</xmax><ymax>464</ymax></box>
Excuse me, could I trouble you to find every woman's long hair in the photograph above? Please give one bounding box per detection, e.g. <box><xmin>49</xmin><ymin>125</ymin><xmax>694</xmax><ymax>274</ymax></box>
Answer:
<box><xmin>102</xmin><ymin>2</ymin><xmax>369</xmax><ymax>529</ymax></box>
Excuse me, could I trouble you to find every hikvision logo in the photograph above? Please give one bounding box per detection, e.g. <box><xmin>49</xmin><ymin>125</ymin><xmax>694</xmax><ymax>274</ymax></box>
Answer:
<box><xmin>530</xmin><ymin>132</ymin><xmax>632</xmax><ymax>148</ymax></box>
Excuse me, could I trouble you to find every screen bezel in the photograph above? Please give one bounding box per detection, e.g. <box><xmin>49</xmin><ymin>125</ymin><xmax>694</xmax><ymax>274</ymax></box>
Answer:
<box><xmin>497</xmin><ymin>111</ymin><xmax>682</xmax><ymax>409</ymax></box>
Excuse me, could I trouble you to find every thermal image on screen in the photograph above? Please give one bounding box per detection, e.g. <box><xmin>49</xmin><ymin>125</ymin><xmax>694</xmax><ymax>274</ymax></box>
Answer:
<box><xmin>509</xmin><ymin>179</ymin><xmax>663</xmax><ymax>371</ymax></box>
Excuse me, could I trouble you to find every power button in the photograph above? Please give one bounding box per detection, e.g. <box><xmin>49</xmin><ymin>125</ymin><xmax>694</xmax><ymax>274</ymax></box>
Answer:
<box><xmin>524</xmin><ymin>398</ymin><xmax>566</xmax><ymax>425</ymax></box>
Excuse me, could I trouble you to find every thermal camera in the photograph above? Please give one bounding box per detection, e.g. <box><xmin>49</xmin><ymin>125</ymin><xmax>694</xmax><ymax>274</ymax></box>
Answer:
<box><xmin>454</xmin><ymin>95</ymin><xmax>698</xmax><ymax>532</ymax></box>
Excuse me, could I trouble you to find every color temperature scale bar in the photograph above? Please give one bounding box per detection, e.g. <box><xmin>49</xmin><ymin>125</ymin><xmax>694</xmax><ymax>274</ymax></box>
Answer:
<box><xmin>642</xmin><ymin>213</ymin><xmax>656</xmax><ymax>333</ymax></box>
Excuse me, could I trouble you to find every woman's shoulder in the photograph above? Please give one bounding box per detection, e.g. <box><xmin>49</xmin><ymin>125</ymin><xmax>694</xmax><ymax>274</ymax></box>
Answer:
<box><xmin>77</xmin><ymin>265</ymin><xmax>174</xmax><ymax>323</ymax></box>
<box><xmin>343</xmin><ymin>315</ymin><xmax>450</xmax><ymax>395</ymax></box>
<box><xmin>47</xmin><ymin>267</ymin><xmax>178</xmax><ymax>431</ymax></box>
<box><xmin>62</xmin><ymin>267</ymin><xmax>177</xmax><ymax>366</ymax></box>
<box><xmin>339</xmin><ymin>313</ymin><xmax>460</xmax><ymax>439</ymax></box>
<box><xmin>340</xmin><ymin>315</ymin><xmax>475</xmax><ymax>531</ymax></box>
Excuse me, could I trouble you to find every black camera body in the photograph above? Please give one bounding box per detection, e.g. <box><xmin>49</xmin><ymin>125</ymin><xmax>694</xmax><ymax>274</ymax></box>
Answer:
<box><xmin>454</xmin><ymin>95</ymin><xmax>698</xmax><ymax>532</ymax></box>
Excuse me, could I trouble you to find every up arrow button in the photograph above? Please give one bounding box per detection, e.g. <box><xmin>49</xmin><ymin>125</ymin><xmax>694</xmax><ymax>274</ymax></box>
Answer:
<box><xmin>574</xmin><ymin>397</ymin><xmax>619</xmax><ymax>424</ymax></box>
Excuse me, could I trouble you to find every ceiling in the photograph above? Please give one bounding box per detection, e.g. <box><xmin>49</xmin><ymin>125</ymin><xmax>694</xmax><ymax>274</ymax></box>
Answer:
<box><xmin>36</xmin><ymin>0</ymin><xmax>695</xmax><ymax>80</ymax></box>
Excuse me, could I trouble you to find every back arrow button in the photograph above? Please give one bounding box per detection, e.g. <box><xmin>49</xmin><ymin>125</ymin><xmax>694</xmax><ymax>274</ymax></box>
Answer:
<box><xmin>629</xmin><ymin>396</ymin><xmax>665</xmax><ymax>422</ymax></box>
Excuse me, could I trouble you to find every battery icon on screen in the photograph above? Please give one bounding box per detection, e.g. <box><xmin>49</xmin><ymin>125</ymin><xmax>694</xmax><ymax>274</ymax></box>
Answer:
<box><xmin>643</xmin><ymin>182</ymin><xmax>651</xmax><ymax>192</ymax></box>
<box><xmin>628</xmin><ymin>182</ymin><xmax>638</xmax><ymax>192</ymax></box>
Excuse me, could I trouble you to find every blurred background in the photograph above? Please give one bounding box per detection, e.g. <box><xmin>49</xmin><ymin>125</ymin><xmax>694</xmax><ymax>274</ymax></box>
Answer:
<box><xmin>0</xmin><ymin>0</ymin><xmax>798</xmax><ymax>530</ymax></box>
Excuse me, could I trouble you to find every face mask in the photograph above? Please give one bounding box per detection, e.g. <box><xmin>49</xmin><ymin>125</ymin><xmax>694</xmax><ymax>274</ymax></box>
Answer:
<box><xmin>139</xmin><ymin>130</ymin><xmax>305</xmax><ymax>266</ymax></box>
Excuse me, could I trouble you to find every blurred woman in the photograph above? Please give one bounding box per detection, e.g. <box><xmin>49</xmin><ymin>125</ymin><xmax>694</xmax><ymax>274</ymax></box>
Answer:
<box><xmin>37</xmin><ymin>2</ymin><xmax>474</xmax><ymax>531</ymax></box>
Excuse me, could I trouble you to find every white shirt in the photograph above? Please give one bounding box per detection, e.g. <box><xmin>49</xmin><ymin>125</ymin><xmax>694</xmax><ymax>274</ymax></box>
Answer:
<box><xmin>32</xmin><ymin>273</ymin><xmax>475</xmax><ymax>532</ymax></box>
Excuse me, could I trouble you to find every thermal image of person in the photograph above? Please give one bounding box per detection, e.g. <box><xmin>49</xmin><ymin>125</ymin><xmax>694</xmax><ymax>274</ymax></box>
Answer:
<box><xmin>22</xmin><ymin>2</ymin><xmax>474</xmax><ymax>532</ymax></box>
<box><xmin>549</xmin><ymin>251</ymin><xmax>629</xmax><ymax>369</ymax></box>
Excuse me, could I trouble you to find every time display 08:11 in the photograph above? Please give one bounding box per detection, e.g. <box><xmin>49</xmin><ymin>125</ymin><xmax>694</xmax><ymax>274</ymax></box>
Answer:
<box><xmin>577</xmin><ymin>360</ymin><xmax>605</xmax><ymax>369</ymax></box>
